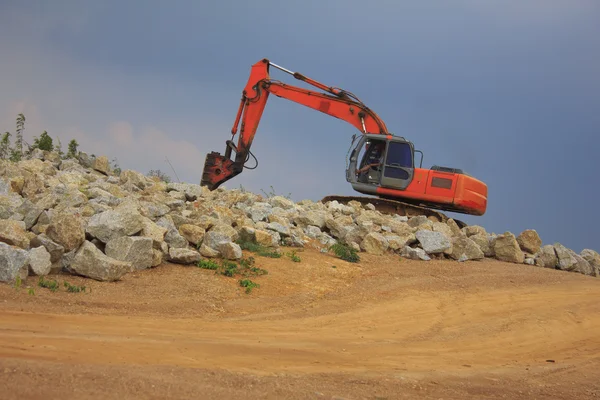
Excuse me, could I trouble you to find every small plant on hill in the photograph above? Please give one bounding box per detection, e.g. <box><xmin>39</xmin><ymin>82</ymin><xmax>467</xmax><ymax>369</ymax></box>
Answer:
<box><xmin>236</xmin><ymin>240</ymin><xmax>282</xmax><ymax>258</ymax></box>
<box><xmin>66</xmin><ymin>139</ymin><xmax>79</xmax><ymax>159</ymax></box>
<box><xmin>239</xmin><ymin>279</ymin><xmax>260</xmax><ymax>294</ymax></box>
<box><xmin>220</xmin><ymin>260</ymin><xmax>239</xmax><ymax>277</ymax></box>
<box><xmin>329</xmin><ymin>243</ymin><xmax>360</xmax><ymax>263</ymax></box>
<box><xmin>64</xmin><ymin>281</ymin><xmax>87</xmax><ymax>293</ymax></box>
<box><xmin>260</xmin><ymin>185</ymin><xmax>292</xmax><ymax>199</ymax></box>
<box><xmin>28</xmin><ymin>288</ymin><xmax>35</xmax><ymax>296</ymax></box>
<box><xmin>13</xmin><ymin>276</ymin><xmax>22</xmax><ymax>290</ymax></box>
<box><xmin>197</xmin><ymin>256</ymin><xmax>268</xmax><ymax>294</ymax></box>
<box><xmin>147</xmin><ymin>169</ymin><xmax>172</xmax><ymax>183</ymax></box>
<box><xmin>55</xmin><ymin>137</ymin><xmax>64</xmax><ymax>158</ymax></box>
<box><xmin>0</xmin><ymin>132</ymin><xmax>11</xmax><ymax>159</ymax></box>
<box><xmin>9</xmin><ymin>113</ymin><xmax>25</xmax><ymax>162</ymax></box>
<box><xmin>110</xmin><ymin>157</ymin><xmax>122</xmax><ymax>176</ymax></box>
<box><xmin>197</xmin><ymin>259</ymin><xmax>220</xmax><ymax>270</ymax></box>
<box><xmin>286</xmin><ymin>250</ymin><xmax>301</xmax><ymax>262</ymax></box>
<box><xmin>38</xmin><ymin>276</ymin><xmax>59</xmax><ymax>292</ymax></box>
<box><xmin>31</xmin><ymin>130</ymin><xmax>54</xmax><ymax>151</ymax></box>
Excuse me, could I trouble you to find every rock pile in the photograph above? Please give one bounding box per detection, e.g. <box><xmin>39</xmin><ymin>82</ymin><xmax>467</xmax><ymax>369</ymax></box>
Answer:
<box><xmin>0</xmin><ymin>150</ymin><xmax>598</xmax><ymax>283</ymax></box>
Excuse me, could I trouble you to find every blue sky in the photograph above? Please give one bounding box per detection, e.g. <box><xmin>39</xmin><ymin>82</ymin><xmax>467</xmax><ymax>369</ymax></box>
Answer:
<box><xmin>1</xmin><ymin>1</ymin><xmax>599</xmax><ymax>252</ymax></box>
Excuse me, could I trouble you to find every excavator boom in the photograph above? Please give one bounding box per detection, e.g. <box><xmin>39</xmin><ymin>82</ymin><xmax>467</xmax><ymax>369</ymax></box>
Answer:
<box><xmin>201</xmin><ymin>58</ymin><xmax>389</xmax><ymax>190</ymax></box>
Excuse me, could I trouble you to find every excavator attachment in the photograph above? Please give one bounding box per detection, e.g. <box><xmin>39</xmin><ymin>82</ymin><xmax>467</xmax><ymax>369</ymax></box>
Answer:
<box><xmin>200</xmin><ymin>141</ymin><xmax>244</xmax><ymax>190</ymax></box>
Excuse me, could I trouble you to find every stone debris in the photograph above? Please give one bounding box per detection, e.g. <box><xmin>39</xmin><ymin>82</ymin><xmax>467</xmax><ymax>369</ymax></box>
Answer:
<box><xmin>0</xmin><ymin>149</ymin><xmax>597</xmax><ymax>284</ymax></box>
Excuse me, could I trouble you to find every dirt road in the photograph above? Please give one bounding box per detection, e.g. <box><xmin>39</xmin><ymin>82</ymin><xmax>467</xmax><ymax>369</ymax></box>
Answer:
<box><xmin>1</xmin><ymin>247</ymin><xmax>600</xmax><ymax>399</ymax></box>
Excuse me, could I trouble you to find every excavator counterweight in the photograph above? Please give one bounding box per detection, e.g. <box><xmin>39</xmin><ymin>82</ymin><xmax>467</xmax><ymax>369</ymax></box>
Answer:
<box><xmin>200</xmin><ymin>58</ymin><xmax>487</xmax><ymax>219</ymax></box>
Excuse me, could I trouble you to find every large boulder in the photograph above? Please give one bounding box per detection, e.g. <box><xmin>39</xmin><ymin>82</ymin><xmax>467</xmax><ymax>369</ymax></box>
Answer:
<box><xmin>470</xmin><ymin>233</ymin><xmax>493</xmax><ymax>257</ymax></box>
<box><xmin>463</xmin><ymin>225</ymin><xmax>487</xmax><ymax>237</ymax></box>
<box><xmin>493</xmin><ymin>232</ymin><xmax>525</xmax><ymax>263</ymax></box>
<box><xmin>119</xmin><ymin>170</ymin><xmax>151</xmax><ymax>190</ymax></box>
<box><xmin>69</xmin><ymin>241</ymin><xmax>132</xmax><ymax>282</ymax></box>
<box><xmin>0</xmin><ymin>242</ymin><xmax>29</xmax><ymax>283</ymax></box>
<box><xmin>432</xmin><ymin>222</ymin><xmax>454</xmax><ymax>239</ymax></box>
<box><xmin>140</xmin><ymin>217</ymin><xmax>168</xmax><ymax>246</ymax></box>
<box><xmin>401</xmin><ymin>246</ymin><xmax>431</xmax><ymax>261</ymax></box>
<box><xmin>210</xmin><ymin>224</ymin><xmax>239</xmax><ymax>242</ymax></box>
<box><xmin>86</xmin><ymin>206</ymin><xmax>144</xmax><ymax>243</ymax></box>
<box><xmin>28</xmin><ymin>246</ymin><xmax>52</xmax><ymax>276</ymax></box>
<box><xmin>581</xmin><ymin>249</ymin><xmax>600</xmax><ymax>276</ymax></box>
<box><xmin>415</xmin><ymin>230</ymin><xmax>451</xmax><ymax>255</ymax></box>
<box><xmin>93</xmin><ymin>156</ymin><xmax>110</xmax><ymax>175</ymax></box>
<box><xmin>248</xmin><ymin>202</ymin><xmax>273</xmax><ymax>222</ymax></box>
<box><xmin>30</xmin><ymin>234</ymin><xmax>64</xmax><ymax>263</ymax></box>
<box><xmin>140</xmin><ymin>201</ymin><xmax>170</xmax><ymax>220</ymax></box>
<box><xmin>0</xmin><ymin>219</ymin><xmax>30</xmax><ymax>249</ymax></box>
<box><xmin>384</xmin><ymin>234</ymin><xmax>414</xmax><ymax>251</ymax></box>
<box><xmin>269</xmin><ymin>196</ymin><xmax>294</xmax><ymax>210</ymax></box>
<box><xmin>203</xmin><ymin>231</ymin><xmax>232</xmax><ymax>251</ymax></box>
<box><xmin>535</xmin><ymin>245</ymin><xmax>558</xmax><ymax>269</ymax></box>
<box><xmin>516</xmin><ymin>229</ymin><xmax>542</xmax><ymax>254</ymax></box>
<box><xmin>572</xmin><ymin>253</ymin><xmax>594</xmax><ymax>276</ymax></box>
<box><xmin>178</xmin><ymin>224</ymin><xmax>206</xmax><ymax>246</ymax></box>
<box><xmin>218</xmin><ymin>242</ymin><xmax>243</xmax><ymax>260</ymax></box>
<box><xmin>361</xmin><ymin>232</ymin><xmax>389</xmax><ymax>255</ymax></box>
<box><xmin>554</xmin><ymin>243</ymin><xmax>578</xmax><ymax>271</ymax></box>
<box><xmin>105</xmin><ymin>236</ymin><xmax>153</xmax><ymax>270</ymax></box>
<box><xmin>255</xmin><ymin>229</ymin><xmax>280</xmax><ymax>247</ymax></box>
<box><xmin>450</xmin><ymin>236</ymin><xmax>485</xmax><ymax>261</ymax></box>
<box><xmin>294</xmin><ymin>210</ymin><xmax>327</xmax><ymax>229</ymax></box>
<box><xmin>407</xmin><ymin>216</ymin><xmax>430</xmax><ymax>228</ymax></box>
<box><xmin>553</xmin><ymin>243</ymin><xmax>594</xmax><ymax>275</ymax></box>
<box><xmin>169</xmin><ymin>248</ymin><xmax>201</xmax><ymax>264</ymax></box>
<box><xmin>45</xmin><ymin>213</ymin><xmax>86</xmax><ymax>252</ymax></box>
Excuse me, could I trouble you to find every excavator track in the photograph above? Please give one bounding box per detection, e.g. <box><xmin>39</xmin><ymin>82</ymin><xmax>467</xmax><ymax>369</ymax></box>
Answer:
<box><xmin>320</xmin><ymin>195</ymin><xmax>467</xmax><ymax>228</ymax></box>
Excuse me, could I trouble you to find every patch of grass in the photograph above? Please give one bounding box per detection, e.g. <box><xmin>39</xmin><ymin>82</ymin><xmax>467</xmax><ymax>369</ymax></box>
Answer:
<box><xmin>38</xmin><ymin>276</ymin><xmax>59</xmax><ymax>292</ymax></box>
<box><xmin>197</xmin><ymin>259</ymin><xmax>220</xmax><ymax>270</ymax></box>
<box><xmin>236</xmin><ymin>240</ymin><xmax>281</xmax><ymax>258</ymax></box>
<box><xmin>286</xmin><ymin>250</ymin><xmax>301</xmax><ymax>263</ymax></box>
<box><xmin>13</xmin><ymin>276</ymin><xmax>22</xmax><ymax>290</ymax></box>
<box><xmin>239</xmin><ymin>279</ymin><xmax>260</xmax><ymax>294</ymax></box>
<box><xmin>199</xmin><ymin>256</ymin><xmax>268</xmax><ymax>294</ymax></box>
<box><xmin>28</xmin><ymin>288</ymin><xmax>35</xmax><ymax>296</ymax></box>
<box><xmin>329</xmin><ymin>243</ymin><xmax>360</xmax><ymax>263</ymax></box>
<box><xmin>220</xmin><ymin>260</ymin><xmax>239</xmax><ymax>277</ymax></box>
<box><xmin>237</xmin><ymin>240</ymin><xmax>262</xmax><ymax>252</ymax></box>
<box><xmin>331</xmin><ymin>265</ymin><xmax>337</xmax><ymax>269</ymax></box>
<box><xmin>64</xmin><ymin>281</ymin><xmax>87</xmax><ymax>293</ymax></box>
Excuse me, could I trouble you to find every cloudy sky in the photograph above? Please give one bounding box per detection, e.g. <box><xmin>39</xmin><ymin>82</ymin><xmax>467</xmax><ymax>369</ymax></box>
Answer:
<box><xmin>1</xmin><ymin>1</ymin><xmax>598</xmax><ymax>252</ymax></box>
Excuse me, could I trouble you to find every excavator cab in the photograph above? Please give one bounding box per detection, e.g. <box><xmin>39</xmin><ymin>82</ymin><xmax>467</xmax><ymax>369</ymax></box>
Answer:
<box><xmin>347</xmin><ymin>134</ymin><xmax>418</xmax><ymax>194</ymax></box>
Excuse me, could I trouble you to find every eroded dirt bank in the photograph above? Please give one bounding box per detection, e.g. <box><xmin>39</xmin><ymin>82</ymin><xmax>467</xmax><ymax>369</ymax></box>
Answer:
<box><xmin>2</xmin><ymin>248</ymin><xmax>600</xmax><ymax>399</ymax></box>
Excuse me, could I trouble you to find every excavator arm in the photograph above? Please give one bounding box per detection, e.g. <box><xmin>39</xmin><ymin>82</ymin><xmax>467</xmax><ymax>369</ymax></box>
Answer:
<box><xmin>201</xmin><ymin>58</ymin><xmax>389</xmax><ymax>190</ymax></box>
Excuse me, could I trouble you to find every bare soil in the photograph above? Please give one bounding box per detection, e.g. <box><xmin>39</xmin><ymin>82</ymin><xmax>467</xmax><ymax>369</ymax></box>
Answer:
<box><xmin>2</xmin><ymin>245</ymin><xmax>600</xmax><ymax>399</ymax></box>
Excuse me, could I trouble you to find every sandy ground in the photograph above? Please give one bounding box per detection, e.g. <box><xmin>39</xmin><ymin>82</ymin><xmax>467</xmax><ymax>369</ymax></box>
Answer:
<box><xmin>1</xmin><ymin>245</ymin><xmax>600</xmax><ymax>399</ymax></box>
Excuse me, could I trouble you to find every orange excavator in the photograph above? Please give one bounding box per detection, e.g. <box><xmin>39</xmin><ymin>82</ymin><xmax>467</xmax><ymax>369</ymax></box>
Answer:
<box><xmin>201</xmin><ymin>58</ymin><xmax>487</xmax><ymax>222</ymax></box>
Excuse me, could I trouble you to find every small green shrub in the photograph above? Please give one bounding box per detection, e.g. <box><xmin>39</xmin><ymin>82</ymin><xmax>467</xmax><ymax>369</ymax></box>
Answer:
<box><xmin>197</xmin><ymin>259</ymin><xmax>220</xmax><ymax>270</ymax></box>
<box><xmin>64</xmin><ymin>281</ymin><xmax>86</xmax><ymax>293</ymax></box>
<box><xmin>239</xmin><ymin>279</ymin><xmax>260</xmax><ymax>294</ymax></box>
<box><xmin>237</xmin><ymin>240</ymin><xmax>262</xmax><ymax>252</ymax></box>
<box><xmin>13</xmin><ymin>276</ymin><xmax>22</xmax><ymax>290</ymax></box>
<box><xmin>221</xmin><ymin>260</ymin><xmax>239</xmax><ymax>277</ymax></box>
<box><xmin>236</xmin><ymin>240</ymin><xmax>281</xmax><ymax>258</ymax></box>
<box><xmin>329</xmin><ymin>243</ymin><xmax>360</xmax><ymax>263</ymax></box>
<box><xmin>38</xmin><ymin>276</ymin><xmax>59</xmax><ymax>292</ymax></box>
<box><xmin>286</xmin><ymin>250</ymin><xmax>301</xmax><ymax>262</ymax></box>
<box><xmin>28</xmin><ymin>288</ymin><xmax>35</xmax><ymax>296</ymax></box>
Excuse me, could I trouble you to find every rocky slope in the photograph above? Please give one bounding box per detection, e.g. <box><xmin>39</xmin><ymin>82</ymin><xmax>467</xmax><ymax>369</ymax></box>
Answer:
<box><xmin>0</xmin><ymin>149</ymin><xmax>598</xmax><ymax>283</ymax></box>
